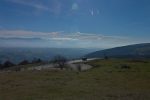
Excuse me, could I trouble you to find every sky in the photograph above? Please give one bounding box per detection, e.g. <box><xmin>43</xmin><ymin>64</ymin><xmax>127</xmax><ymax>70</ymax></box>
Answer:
<box><xmin>0</xmin><ymin>0</ymin><xmax>150</xmax><ymax>48</ymax></box>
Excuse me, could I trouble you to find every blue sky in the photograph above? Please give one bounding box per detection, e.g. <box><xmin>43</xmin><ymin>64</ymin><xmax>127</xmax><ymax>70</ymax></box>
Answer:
<box><xmin>0</xmin><ymin>0</ymin><xmax>150</xmax><ymax>48</ymax></box>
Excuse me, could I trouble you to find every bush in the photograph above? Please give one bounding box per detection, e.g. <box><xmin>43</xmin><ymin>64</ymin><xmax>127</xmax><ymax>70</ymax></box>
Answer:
<box><xmin>31</xmin><ymin>58</ymin><xmax>43</xmax><ymax>64</ymax></box>
<box><xmin>3</xmin><ymin>60</ymin><xmax>15</xmax><ymax>68</ymax></box>
<box><xmin>121</xmin><ymin>64</ymin><xmax>130</xmax><ymax>69</ymax></box>
<box><xmin>76</xmin><ymin>64</ymin><xmax>82</xmax><ymax>71</ymax></box>
<box><xmin>104</xmin><ymin>55</ymin><xmax>109</xmax><ymax>60</ymax></box>
<box><xmin>18</xmin><ymin>60</ymin><xmax>29</xmax><ymax>65</ymax></box>
<box><xmin>0</xmin><ymin>63</ymin><xmax>3</xmax><ymax>70</ymax></box>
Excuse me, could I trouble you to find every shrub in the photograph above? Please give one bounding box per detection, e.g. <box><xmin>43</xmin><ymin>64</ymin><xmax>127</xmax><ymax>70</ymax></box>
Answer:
<box><xmin>121</xmin><ymin>64</ymin><xmax>130</xmax><ymax>69</ymax></box>
<box><xmin>32</xmin><ymin>58</ymin><xmax>43</xmax><ymax>64</ymax></box>
<box><xmin>0</xmin><ymin>63</ymin><xmax>3</xmax><ymax>70</ymax></box>
<box><xmin>3</xmin><ymin>60</ymin><xmax>15</xmax><ymax>68</ymax></box>
<box><xmin>18</xmin><ymin>60</ymin><xmax>29</xmax><ymax>65</ymax></box>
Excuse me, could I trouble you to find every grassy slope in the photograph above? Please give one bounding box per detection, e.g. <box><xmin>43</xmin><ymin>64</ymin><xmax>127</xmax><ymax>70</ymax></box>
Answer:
<box><xmin>0</xmin><ymin>59</ymin><xmax>150</xmax><ymax>100</ymax></box>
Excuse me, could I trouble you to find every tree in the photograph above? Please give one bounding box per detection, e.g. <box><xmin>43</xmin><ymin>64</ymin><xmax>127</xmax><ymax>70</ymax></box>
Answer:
<box><xmin>3</xmin><ymin>60</ymin><xmax>15</xmax><ymax>68</ymax></box>
<box><xmin>31</xmin><ymin>58</ymin><xmax>43</xmax><ymax>64</ymax></box>
<box><xmin>77</xmin><ymin>64</ymin><xmax>82</xmax><ymax>71</ymax></box>
<box><xmin>0</xmin><ymin>62</ymin><xmax>3</xmax><ymax>70</ymax></box>
<box><xmin>51</xmin><ymin>55</ymin><xmax>67</xmax><ymax>70</ymax></box>
<box><xmin>36</xmin><ymin>58</ymin><xmax>43</xmax><ymax>63</ymax></box>
<box><xmin>104</xmin><ymin>55</ymin><xmax>108</xmax><ymax>60</ymax></box>
<box><xmin>82</xmin><ymin>57</ymin><xmax>87</xmax><ymax>61</ymax></box>
<box><xmin>104</xmin><ymin>53</ymin><xmax>109</xmax><ymax>60</ymax></box>
<box><xmin>18</xmin><ymin>60</ymin><xmax>29</xmax><ymax>65</ymax></box>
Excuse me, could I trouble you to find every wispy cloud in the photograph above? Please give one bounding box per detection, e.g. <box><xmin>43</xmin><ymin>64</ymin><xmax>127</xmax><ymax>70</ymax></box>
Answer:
<box><xmin>0</xmin><ymin>30</ymin><xmax>142</xmax><ymax>48</ymax></box>
<box><xmin>0</xmin><ymin>30</ymin><xmax>60</xmax><ymax>38</ymax></box>
<box><xmin>8</xmin><ymin>0</ymin><xmax>63</xmax><ymax>15</ymax></box>
<box><xmin>0</xmin><ymin>29</ymin><xmax>132</xmax><ymax>45</ymax></box>
<box><xmin>9</xmin><ymin>0</ymin><xmax>49</xmax><ymax>11</ymax></box>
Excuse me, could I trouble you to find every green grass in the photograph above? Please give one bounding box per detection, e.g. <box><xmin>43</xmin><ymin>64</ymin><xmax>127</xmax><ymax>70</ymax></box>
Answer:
<box><xmin>0</xmin><ymin>59</ymin><xmax>150</xmax><ymax>100</ymax></box>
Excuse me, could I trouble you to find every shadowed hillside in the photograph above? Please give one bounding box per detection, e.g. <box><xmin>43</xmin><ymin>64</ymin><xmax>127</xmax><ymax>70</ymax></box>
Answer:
<box><xmin>86</xmin><ymin>43</ymin><xmax>150</xmax><ymax>58</ymax></box>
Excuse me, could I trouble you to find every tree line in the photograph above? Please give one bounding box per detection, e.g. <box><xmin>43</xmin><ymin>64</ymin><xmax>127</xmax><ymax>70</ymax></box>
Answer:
<box><xmin>0</xmin><ymin>55</ymin><xmax>68</xmax><ymax>70</ymax></box>
<box><xmin>0</xmin><ymin>58</ymin><xmax>43</xmax><ymax>70</ymax></box>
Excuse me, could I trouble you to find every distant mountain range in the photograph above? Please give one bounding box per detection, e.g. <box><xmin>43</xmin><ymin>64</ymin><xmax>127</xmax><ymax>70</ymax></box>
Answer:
<box><xmin>86</xmin><ymin>43</ymin><xmax>150</xmax><ymax>58</ymax></box>
<box><xmin>0</xmin><ymin>47</ymin><xmax>98</xmax><ymax>64</ymax></box>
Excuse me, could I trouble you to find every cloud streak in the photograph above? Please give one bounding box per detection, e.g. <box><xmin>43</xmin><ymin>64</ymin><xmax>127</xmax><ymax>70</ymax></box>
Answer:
<box><xmin>8</xmin><ymin>0</ymin><xmax>63</xmax><ymax>15</ymax></box>
<box><xmin>9</xmin><ymin>0</ymin><xmax>49</xmax><ymax>11</ymax></box>
<box><xmin>0</xmin><ymin>30</ymin><xmax>140</xmax><ymax>48</ymax></box>
<box><xmin>0</xmin><ymin>30</ymin><xmax>128</xmax><ymax>41</ymax></box>
<box><xmin>8</xmin><ymin>0</ymin><xmax>98</xmax><ymax>16</ymax></box>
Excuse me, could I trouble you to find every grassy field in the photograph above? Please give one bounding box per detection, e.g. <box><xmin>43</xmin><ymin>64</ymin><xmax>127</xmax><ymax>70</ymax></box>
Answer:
<box><xmin>0</xmin><ymin>59</ymin><xmax>150</xmax><ymax>100</ymax></box>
